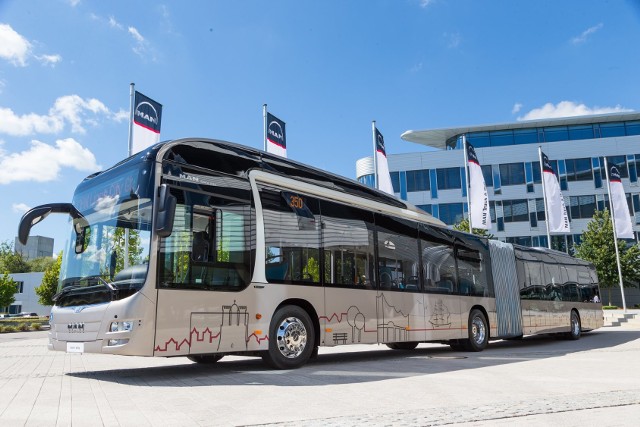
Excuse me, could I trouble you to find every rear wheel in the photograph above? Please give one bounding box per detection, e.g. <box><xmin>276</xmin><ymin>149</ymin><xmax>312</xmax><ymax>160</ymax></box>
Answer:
<box><xmin>262</xmin><ymin>305</ymin><xmax>315</xmax><ymax>369</ymax></box>
<box><xmin>187</xmin><ymin>354</ymin><xmax>223</xmax><ymax>364</ymax></box>
<box><xmin>566</xmin><ymin>310</ymin><xmax>581</xmax><ymax>340</ymax></box>
<box><xmin>386</xmin><ymin>342</ymin><xmax>419</xmax><ymax>350</ymax></box>
<box><xmin>465</xmin><ymin>309</ymin><xmax>489</xmax><ymax>352</ymax></box>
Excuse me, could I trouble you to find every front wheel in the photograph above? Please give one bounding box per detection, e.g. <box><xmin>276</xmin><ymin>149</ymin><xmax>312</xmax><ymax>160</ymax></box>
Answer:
<box><xmin>465</xmin><ymin>309</ymin><xmax>489</xmax><ymax>352</ymax></box>
<box><xmin>566</xmin><ymin>310</ymin><xmax>581</xmax><ymax>340</ymax></box>
<box><xmin>262</xmin><ymin>305</ymin><xmax>315</xmax><ymax>369</ymax></box>
<box><xmin>386</xmin><ymin>342</ymin><xmax>419</xmax><ymax>350</ymax></box>
<box><xmin>187</xmin><ymin>354</ymin><xmax>223</xmax><ymax>364</ymax></box>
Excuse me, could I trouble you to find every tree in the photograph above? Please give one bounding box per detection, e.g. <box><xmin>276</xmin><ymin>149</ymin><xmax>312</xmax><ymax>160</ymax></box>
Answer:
<box><xmin>0</xmin><ymin>272</ymin><xmax>17</xmax><ymax>311</ymax></box>
<box><xmin>35</xmin><ymin>252</ymin><xmax>62</xmax><ymax>306</ymax></box>
<box><xmin>27</xmin><ymin>256</ymin><xmax>57</xmax><ymax>273</ymax></box>
<box><xmin>573</xmin><ymin>209</ymin><xmax>640</xmax><ymax>306</ymax></box>
<box><xmin>0</xmin><ymin>241</ymin><xmax>29</xmax><ymax>273</ymax></box>
<box><xmin>452</xmin><ymin>218</ymin><xmax>495</xmax><ymax>239</ymax></box>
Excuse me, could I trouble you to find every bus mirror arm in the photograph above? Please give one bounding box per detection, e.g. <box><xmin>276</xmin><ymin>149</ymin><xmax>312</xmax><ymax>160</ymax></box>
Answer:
<box><xmin>18</xmin><ymin>203</ymin><xmax>87</xmax><ymax>245</ymax></box>
<box><xmin>155</xmin><ymin>184</ymin><xmax>176</xmax><ymax>238</ymax></box>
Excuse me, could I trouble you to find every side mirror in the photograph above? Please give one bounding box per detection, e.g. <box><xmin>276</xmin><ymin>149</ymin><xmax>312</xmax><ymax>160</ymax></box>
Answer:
<box><xmin>155</xmin><ymin>184</ymin><xmax>176</xmax><ymax>238</ymax></box>
<box><xmin>18</xmin><ymin>203</ymin><xmax>87</xmax><ymax>245</ymax></box>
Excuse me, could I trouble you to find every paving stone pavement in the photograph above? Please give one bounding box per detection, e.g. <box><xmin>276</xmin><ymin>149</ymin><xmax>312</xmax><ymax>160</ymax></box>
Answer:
<box><xmin>0</xmin><ymin>327</ymin><xmax>639</xmax><ymax>426</ymax></box>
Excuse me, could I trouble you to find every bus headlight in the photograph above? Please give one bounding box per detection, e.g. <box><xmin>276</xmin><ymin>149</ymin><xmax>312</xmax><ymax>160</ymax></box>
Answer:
<box><xmin>109</xmin><ymin>321</ymin><xmax>133</xmax><ymax>332</ymax></box>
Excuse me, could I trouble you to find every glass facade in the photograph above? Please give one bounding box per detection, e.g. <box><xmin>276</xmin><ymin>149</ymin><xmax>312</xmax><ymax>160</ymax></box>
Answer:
<box><xmin>358</xmin><ymin>116</ymin><xmax>640</xmax><ymax>252</ymax></box>
<box><xmin>451</xmin><ymin>119</ymin><xmax>640</xmax><ymax>149</ymax></box>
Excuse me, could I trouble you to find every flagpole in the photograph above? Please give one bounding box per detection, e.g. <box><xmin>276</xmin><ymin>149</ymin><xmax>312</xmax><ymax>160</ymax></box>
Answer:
<box><xmin>538</xmin><ymin>147</ymin><xmax>552</xmax><ymax>249</ymax></box>
<box><xmin>604</xmin><ymin>157</ymin><xmax>628</xmax><ymax>312</ymax></box>
<box><xmin>263</xmin><ymin>104</ymin><xmax>268</xmax><ymax>151</ymax></box>
<box><xmin>372</xmin><ymin>120</ymin><xmax>379</xmax><ymax>190</ymax></box>
<box><xmin>127</xmin><ymin>83</ymin><xmax>135</xmax><ymax>157</ymax></box>
<box><xmin>124</xmin><ymin>83</ymin><xmax>135</xmax><ymax>269</ymax></box>
<box><xmin>463</xmin><ymin>135</ymin><xmax>473</xmax><ymax>233</ymax></box>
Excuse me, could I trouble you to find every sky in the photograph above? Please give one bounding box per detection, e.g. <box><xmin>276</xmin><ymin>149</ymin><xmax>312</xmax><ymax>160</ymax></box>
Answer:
<box><xmin>1</xmin><ymin>0</ymin><xmax>640</xmax><ymax>255</ymax></box>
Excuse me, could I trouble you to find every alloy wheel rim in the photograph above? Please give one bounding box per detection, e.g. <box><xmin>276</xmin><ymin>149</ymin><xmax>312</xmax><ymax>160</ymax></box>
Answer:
<box><xmin>471</xmin><ymin>316</ymin><xmax>486</xmax><ymax>345</ymax></box>
<box><xmin>276</xmin><ymin>316</ymin><xmax>308</xmax><ymax>359</ymax></box>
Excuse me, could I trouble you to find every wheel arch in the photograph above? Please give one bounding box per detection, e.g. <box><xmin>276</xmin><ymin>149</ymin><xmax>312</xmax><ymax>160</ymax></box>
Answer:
<box><xmin>275</xmin><ymin>298</ymin><xmax>321</xmax><ymax>348</ymax></box>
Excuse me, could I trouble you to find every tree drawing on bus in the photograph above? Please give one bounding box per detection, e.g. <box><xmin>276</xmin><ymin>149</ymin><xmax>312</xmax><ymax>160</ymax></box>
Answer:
<box><xmin>346</xmin><ymin>305</ymin><xmax>366</xmax><ymax>342</ymax></box>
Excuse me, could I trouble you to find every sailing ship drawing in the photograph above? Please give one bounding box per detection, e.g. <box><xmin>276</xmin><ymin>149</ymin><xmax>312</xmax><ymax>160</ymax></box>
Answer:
<box><xmin>429</xmin><ymin>299</ymin><xmax>451</xmax><ymax>327</ymax></box>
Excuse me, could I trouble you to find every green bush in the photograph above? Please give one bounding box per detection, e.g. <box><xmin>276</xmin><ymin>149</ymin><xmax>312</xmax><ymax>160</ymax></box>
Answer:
<box><xmin>18</xmin><ymin>322</ymin><xmax>29</xmax><ymax>331</ymax></box>
<box><xmin>30</xmin><ymin>323</ymin><xmax>41</xmax><ymax>330</ymax></box>
<box><xmin>603</xmin><ymin>305</ymin><xmax>619</xmax><ymax>310</ymax></box>
<box><xmin>3</xmin><ymin>326</ymin><xmax>16</xmax><ymax>333</ymax></box>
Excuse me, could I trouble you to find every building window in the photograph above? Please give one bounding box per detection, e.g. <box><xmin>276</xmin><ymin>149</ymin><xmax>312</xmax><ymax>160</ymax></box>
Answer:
<box><xmin>15</xmin><ymin>281</ymin><xmax>24</xmax><ymax>294</ymax></box>
<box><xmin>438</xmin><ymin>203</ymin><xmax>464</xmax><ymax>225</ymax></box>
<box><xmin>502</xmin><ymin>199</ymin><xmax>529</xmax><ymax>223</ymax></box>
<box><xmin>565</xmin><ymin>158</ymin><xmax>593</xmax><ymax>182</ymax></box>
<box><xmin>499</xmin><ymin>163</ymin><xmax>525</xmax><ymax>186</ymax></box>
<box><xmin>481</xmin><ymin>165</ymin><xmax>493</xmax><ymax>187</ymax></box>
<box><xmin>535</xmin><ymin>198</ymin><xmax>546</xmax><ymax>221</ymax></box>
<box><xmin>390</xmin><ymin>171</ymin><xmax>401</xmax><ymax>193</ymax></box>
<box><xmin>436</xmin><ymin>167</ymin><xmax>462</xmax><ymax>190</ymax></box>
<box><xmin>599</xmin><ymin>122</ymin><xmax>626</xmax><ymax>137</ymax></box>
<box><xmin>568</xmin><ymin>125</ymin><xmax>595</xmax><ymax>140</ymax></box>
<box><xmin>416</xmin><ymin>204</ymin><xmax>432</xmax><ymax>215</ymax></box>
<box><xmin>570</xmin><ymin>195</ymin><xmax>596</xmax><ymax>219</ymax></box>
<box><xmin>406</xmin><ymin>169</ymin><xmax>429</xmax><ymax>192</ymax></box>
<box><xmin>543</xmin><ymin>126</ymin><xmax>569</xmax><ymax>142</ymax></box>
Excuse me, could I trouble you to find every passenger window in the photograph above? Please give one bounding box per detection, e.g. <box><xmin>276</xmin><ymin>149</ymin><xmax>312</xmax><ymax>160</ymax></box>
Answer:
<box><xmin>260</xmin><ymin>186</ymin><xmax>322</xmax><ymax>285</ymax></box>
<box><xmin>375</xmin><ymin>214</ymin><xmax>420</xmax><ymax>292</ymax></box>
<box><xmin>158</xmin><ymin>180</ymin><xmax>254</xmax><ymax>291</ymax></box>
<box><xmin>419</xmin><ymin>225</ymin><xmax>456</xmax><ymax>294</ymax></box>
<box><xmin>321</xmin><ymin>200</ymin><xmax>375</xmax><ymax>289</ymax></box>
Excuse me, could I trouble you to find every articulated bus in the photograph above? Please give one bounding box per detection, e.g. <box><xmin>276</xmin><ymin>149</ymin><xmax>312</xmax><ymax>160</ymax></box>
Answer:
<box><xmin>19</xmin><ymin>138</ymin><xmax>603</xmax><ymax>369</ymax></box>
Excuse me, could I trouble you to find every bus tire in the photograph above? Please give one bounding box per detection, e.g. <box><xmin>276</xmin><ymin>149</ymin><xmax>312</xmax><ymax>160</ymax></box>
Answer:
<box><xmin>262</xmin><ymin>305</ymin><xmax>315</xmax><ymax>369</ymax></box>
<box><xmin>386</xmin><ymin>342</ymin><xmax>418</xmax><ymax>350</ymax></box>
<box><xmin>566</xmin><ymin>310</ymin><xmax>581</xmax><ymax>340</ymax></box>
<box><xmin>187</xmin><ymin>354</ymin><xmax>223</xmax><ymax>364</ymax></box>
<box><xmin>465</xmin><ymin>309</ymin><xmax>489</xmax><ymax>352</ymax></box>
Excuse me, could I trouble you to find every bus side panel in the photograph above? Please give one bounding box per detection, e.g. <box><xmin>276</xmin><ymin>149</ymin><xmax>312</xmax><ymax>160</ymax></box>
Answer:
<box><xmin>376</xmin><ymin>290</ymin><xmax>426</xmax><ymax>344</ymax></box>
<box><xmin>323</xmin><ymin>288</ymin><xmax>379</xmax><ymax>346</ymax></box>
<box><xmin>423</xmin><ymin>293</ymin><xmax>464</xmax><ymax>341</ymax></box>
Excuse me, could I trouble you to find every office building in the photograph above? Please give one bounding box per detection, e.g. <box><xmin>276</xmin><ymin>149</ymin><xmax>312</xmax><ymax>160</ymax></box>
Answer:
<box><xmin>357</xmin><ymin>112</ymin><xmax>640</xmax><ymax>251</ymax></box>
<box><xmin>14</xmin><ymin>235</ymin><xmax>54</xmax><ymax>260</ymax></box>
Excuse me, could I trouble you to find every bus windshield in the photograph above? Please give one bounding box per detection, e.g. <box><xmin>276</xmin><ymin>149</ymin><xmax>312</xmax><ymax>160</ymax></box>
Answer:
<box><xmin>57</xmin><ymin>158</ymin><xmax>154</xmax><ymax>306</ymax></box>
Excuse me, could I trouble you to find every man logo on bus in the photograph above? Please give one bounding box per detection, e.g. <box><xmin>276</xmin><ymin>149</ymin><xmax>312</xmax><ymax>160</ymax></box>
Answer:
<box><xmin>135</xmin><ymin>101</ymin><xmax>159</xmax><ymax>128</ymax></box>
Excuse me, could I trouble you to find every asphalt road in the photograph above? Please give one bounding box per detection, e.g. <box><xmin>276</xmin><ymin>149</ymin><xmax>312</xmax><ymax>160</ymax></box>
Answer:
<box><xmin>0</xmin><ymin>326</ymin><xmax>639</xmax><ymax>426</ymax></box>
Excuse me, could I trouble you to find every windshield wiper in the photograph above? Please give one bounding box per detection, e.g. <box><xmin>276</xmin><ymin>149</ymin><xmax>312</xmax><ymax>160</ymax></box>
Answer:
<box><xmin>52</xmin><ymin>285</ymin><xmax>82</xmax><ymax>303</ymax></box>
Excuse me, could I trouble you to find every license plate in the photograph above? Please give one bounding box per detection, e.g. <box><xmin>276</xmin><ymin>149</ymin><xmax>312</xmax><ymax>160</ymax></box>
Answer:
<box><xmin>67</xmin><ymin>342</ymin><xmax>84</xmax><ymax>353</ymax></box>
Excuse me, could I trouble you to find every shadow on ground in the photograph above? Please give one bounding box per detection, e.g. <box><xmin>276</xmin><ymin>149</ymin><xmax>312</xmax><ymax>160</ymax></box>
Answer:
<box><xmin>67</xmin><ymin>328</ymin><xmax>640</xmax><ymax>387</ymax></box>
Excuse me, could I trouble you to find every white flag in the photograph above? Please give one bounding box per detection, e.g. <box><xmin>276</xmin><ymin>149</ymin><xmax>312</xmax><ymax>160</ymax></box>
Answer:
<box><xmin>466</xmin><ymin>142</ymin><xmax>490</xmax><ymax>230</ymax></box>
<box><xmin>609</xmin><ymin>165</ymin><xmax>634</xmax><ymax>238</ymax></box>
<box><xmin>132</xmin><ymin>91</ymin><xmax>162</xmax><ymax>154</ymax></box>
<box><xmin>541</xmin><ymin>151</ymin><xmax>570</xmax><ymax>233</ymax></box>
<box><xmin>374</xmin><ymin>127</ymin><xmax>394</xmax><ymax>195</ymax></box>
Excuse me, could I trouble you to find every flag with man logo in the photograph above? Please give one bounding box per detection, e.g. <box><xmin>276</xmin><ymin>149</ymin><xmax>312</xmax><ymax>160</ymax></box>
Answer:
<box><xmin>266</xmin><ymin>112</ymin><xmax>287</xmax><ymax>158</ymax></box>
<box><xmin>540</xmin><ymin>151</ymin><xmax>570</xmax><ymax>233</ymax></box>
<box><xmin>466</xmin><ymin>142</ymin><xmax>490</xmax><ymax>230</ymax></box>
<box><xmin>374</xmin><ymin>126</ymin><xmax>394</xmax><ymax>195</ymax></box>
<box><xmin>609</xmin><ymin>165</ymin><xmax>634</xmax><ymax>238</ymax></box>
<box><xmin>132</xmin><ymin>91</ymin><xmax>162</xmax><ymax>154</ymax></box>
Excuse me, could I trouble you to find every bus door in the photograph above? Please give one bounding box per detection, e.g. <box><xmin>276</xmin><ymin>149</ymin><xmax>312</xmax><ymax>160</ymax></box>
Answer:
<box><xmin>320</xmin><ymin>201</ymin><xmax>378</xmax><ymax>346</ymax></box>
<box><xmin>420</xmin><ymin>226</ymin><xmax>463</xmax><ymax>342</ymax></box>
<box><xmin>375</xmin><ymin>215</ymin><xmax>426</xmax><ymax>344</ymax></box>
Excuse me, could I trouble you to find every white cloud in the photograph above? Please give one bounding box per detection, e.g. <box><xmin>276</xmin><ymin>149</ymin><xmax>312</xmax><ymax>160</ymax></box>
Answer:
<box><xmin>36</xmin><ymin>54</ymin><xmax>62</xmax><ymax>66</ymax></box>
<box><xmin>67</xmin><ymin>0</ymin><xmax>81</xmax><ymax>6</ymax></box>
<box><xmin>420</xmin><ymin>0</ymin><xmax>436</xmax><ymax>7</ymax></box>
<box><xmin>517</xmin><ymin>101</ymin><xmax>632</xmax><ymax>121</ymax></box>
<box><xmin>444</xmin><ymin>32</ymin><xmax>461</xmax><ymax>49</ymax></box>
<box><xmin>0</xmin><ymin>23</ymin><xmax>32</xmax><ymax>66</ymax></box>
<box><xmin>0</xmin><ymin>23</ymin><xmax>62</xmax><ymax>67</ymax></box>
<box><xmin>571</xmin><ymin>23</ymin><xmax>603</xmax><ymax>45</ymax></box>
<box><xmin>0</xmin><ymin>138</ymin><xmax>101</xmax><ymax>184</ymax></box>
<box><xmin>128</xmin><ymin>27</ymin><xmax>144</xmax><ymax>43</ymax></box>
<box><xmin>0</xmin><ymin>95</ymin><xmax>121</xmax><ymax>136</ymax></box>
<box><xmin>109</xmin><ymin>16</ymin><xmax>123</xmax><ymax>30</ymax></box>
<box><xmin>511</xmin><ymin>103</ymin><xmax>523</xmax><ymax>114</ymax></box>
<box><xmin>12</xmin><ymin>203</ymin><xmax>30</xmax><ymax>213</ymax></box>
<box><xmin>128</xmin><ymin>26</ymin><xmax>152</xmax><ymax>58</ymax></box>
